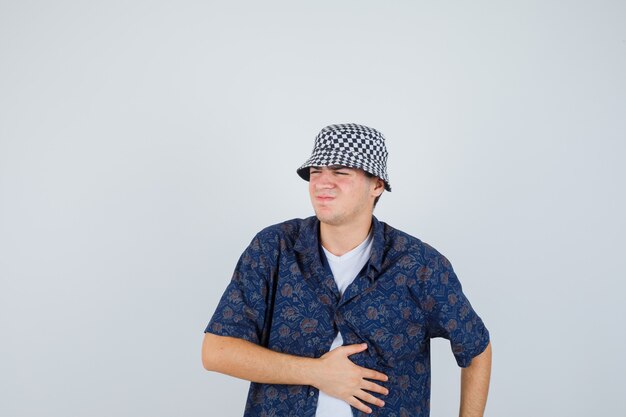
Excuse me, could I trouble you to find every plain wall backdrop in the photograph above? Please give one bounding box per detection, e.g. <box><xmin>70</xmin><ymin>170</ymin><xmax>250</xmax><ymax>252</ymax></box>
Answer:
<box><xmin>1</xmin><ymin>1</ymin><xmax>624</xmax><ymax>416</ymax></box>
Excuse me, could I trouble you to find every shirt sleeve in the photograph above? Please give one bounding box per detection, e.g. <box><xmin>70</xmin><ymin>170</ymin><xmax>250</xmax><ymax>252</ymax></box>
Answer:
<box><xmin>419</xmin><ymin>249</ymin><xmax>490</xmax><ymax>368</ymax></box>
<box><xmin>204</xmin><ymin>233</ymin><xmax>272</xmax><ymax>345</ymax></box>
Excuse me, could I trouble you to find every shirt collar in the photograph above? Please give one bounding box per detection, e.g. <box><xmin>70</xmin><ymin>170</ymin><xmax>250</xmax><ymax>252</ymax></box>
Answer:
<box><xmin>294</xmin><ymin>215</ymin><xmax>385</xmax><ymax>280</ymax></box>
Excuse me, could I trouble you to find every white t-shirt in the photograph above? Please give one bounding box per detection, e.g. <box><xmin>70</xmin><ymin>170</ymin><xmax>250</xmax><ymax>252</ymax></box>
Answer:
<box><xmin>315</xmin><ymin>231</ymin><xmax>374</xmax><ymax>417</ymax></box>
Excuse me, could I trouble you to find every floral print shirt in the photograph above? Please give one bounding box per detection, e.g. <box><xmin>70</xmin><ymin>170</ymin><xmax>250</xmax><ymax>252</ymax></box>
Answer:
<box><xmin>205</xmin><ymin>215</ymin><xmax>490</xmax><ymax>417</ymax></box>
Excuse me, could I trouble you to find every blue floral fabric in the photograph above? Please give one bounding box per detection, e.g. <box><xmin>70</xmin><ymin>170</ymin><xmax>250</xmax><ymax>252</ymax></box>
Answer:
<box><xmin>205</xmin><ymin>216</ymin><xmax>490</xmax><ymax>417</ymax></box>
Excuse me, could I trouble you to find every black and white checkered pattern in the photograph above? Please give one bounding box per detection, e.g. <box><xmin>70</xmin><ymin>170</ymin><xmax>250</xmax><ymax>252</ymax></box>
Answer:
<box><xmin>297</xmin><ymin>123</ymin><xmax>391</xmax><ymax>191</ymax></box>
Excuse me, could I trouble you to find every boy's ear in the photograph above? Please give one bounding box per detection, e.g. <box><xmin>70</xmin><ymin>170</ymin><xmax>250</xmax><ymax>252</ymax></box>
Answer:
<box><xmin>374</xmin><ymin>178</ymin><xmax>385</xmax><ymax>196</ymax></box>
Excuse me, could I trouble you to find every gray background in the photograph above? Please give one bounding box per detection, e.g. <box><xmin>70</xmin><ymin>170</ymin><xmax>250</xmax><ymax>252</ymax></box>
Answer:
<box><xmin>1</xmin><ymin>1</ymin><xmax>624</xmax><ymax>416</ymax></box>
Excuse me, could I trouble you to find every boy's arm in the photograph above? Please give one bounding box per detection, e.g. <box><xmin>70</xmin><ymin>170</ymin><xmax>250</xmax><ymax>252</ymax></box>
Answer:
<box><xmin>459</xmin><ymin>341</ymin><xmax>492</xmax><ymax>417</ymax></box>
<box><xmin>202</xmin><ymin>332</ymin><xmax>389</xmax><ymax>414</ymax></box>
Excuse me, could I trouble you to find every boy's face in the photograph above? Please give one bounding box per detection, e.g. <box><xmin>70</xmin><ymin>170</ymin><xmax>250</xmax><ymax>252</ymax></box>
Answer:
<box><xmin>308</xmin><ymin>165</ymin><xmax>382</xmax><ymax>227</ymax></box>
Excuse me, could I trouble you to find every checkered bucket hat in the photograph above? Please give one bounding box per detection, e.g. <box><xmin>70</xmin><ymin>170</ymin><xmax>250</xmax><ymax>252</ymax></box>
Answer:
<box><xmin>297</xmin><ymin>123</ymin><xmax>392</xmax><ymax>191</ymax></box>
